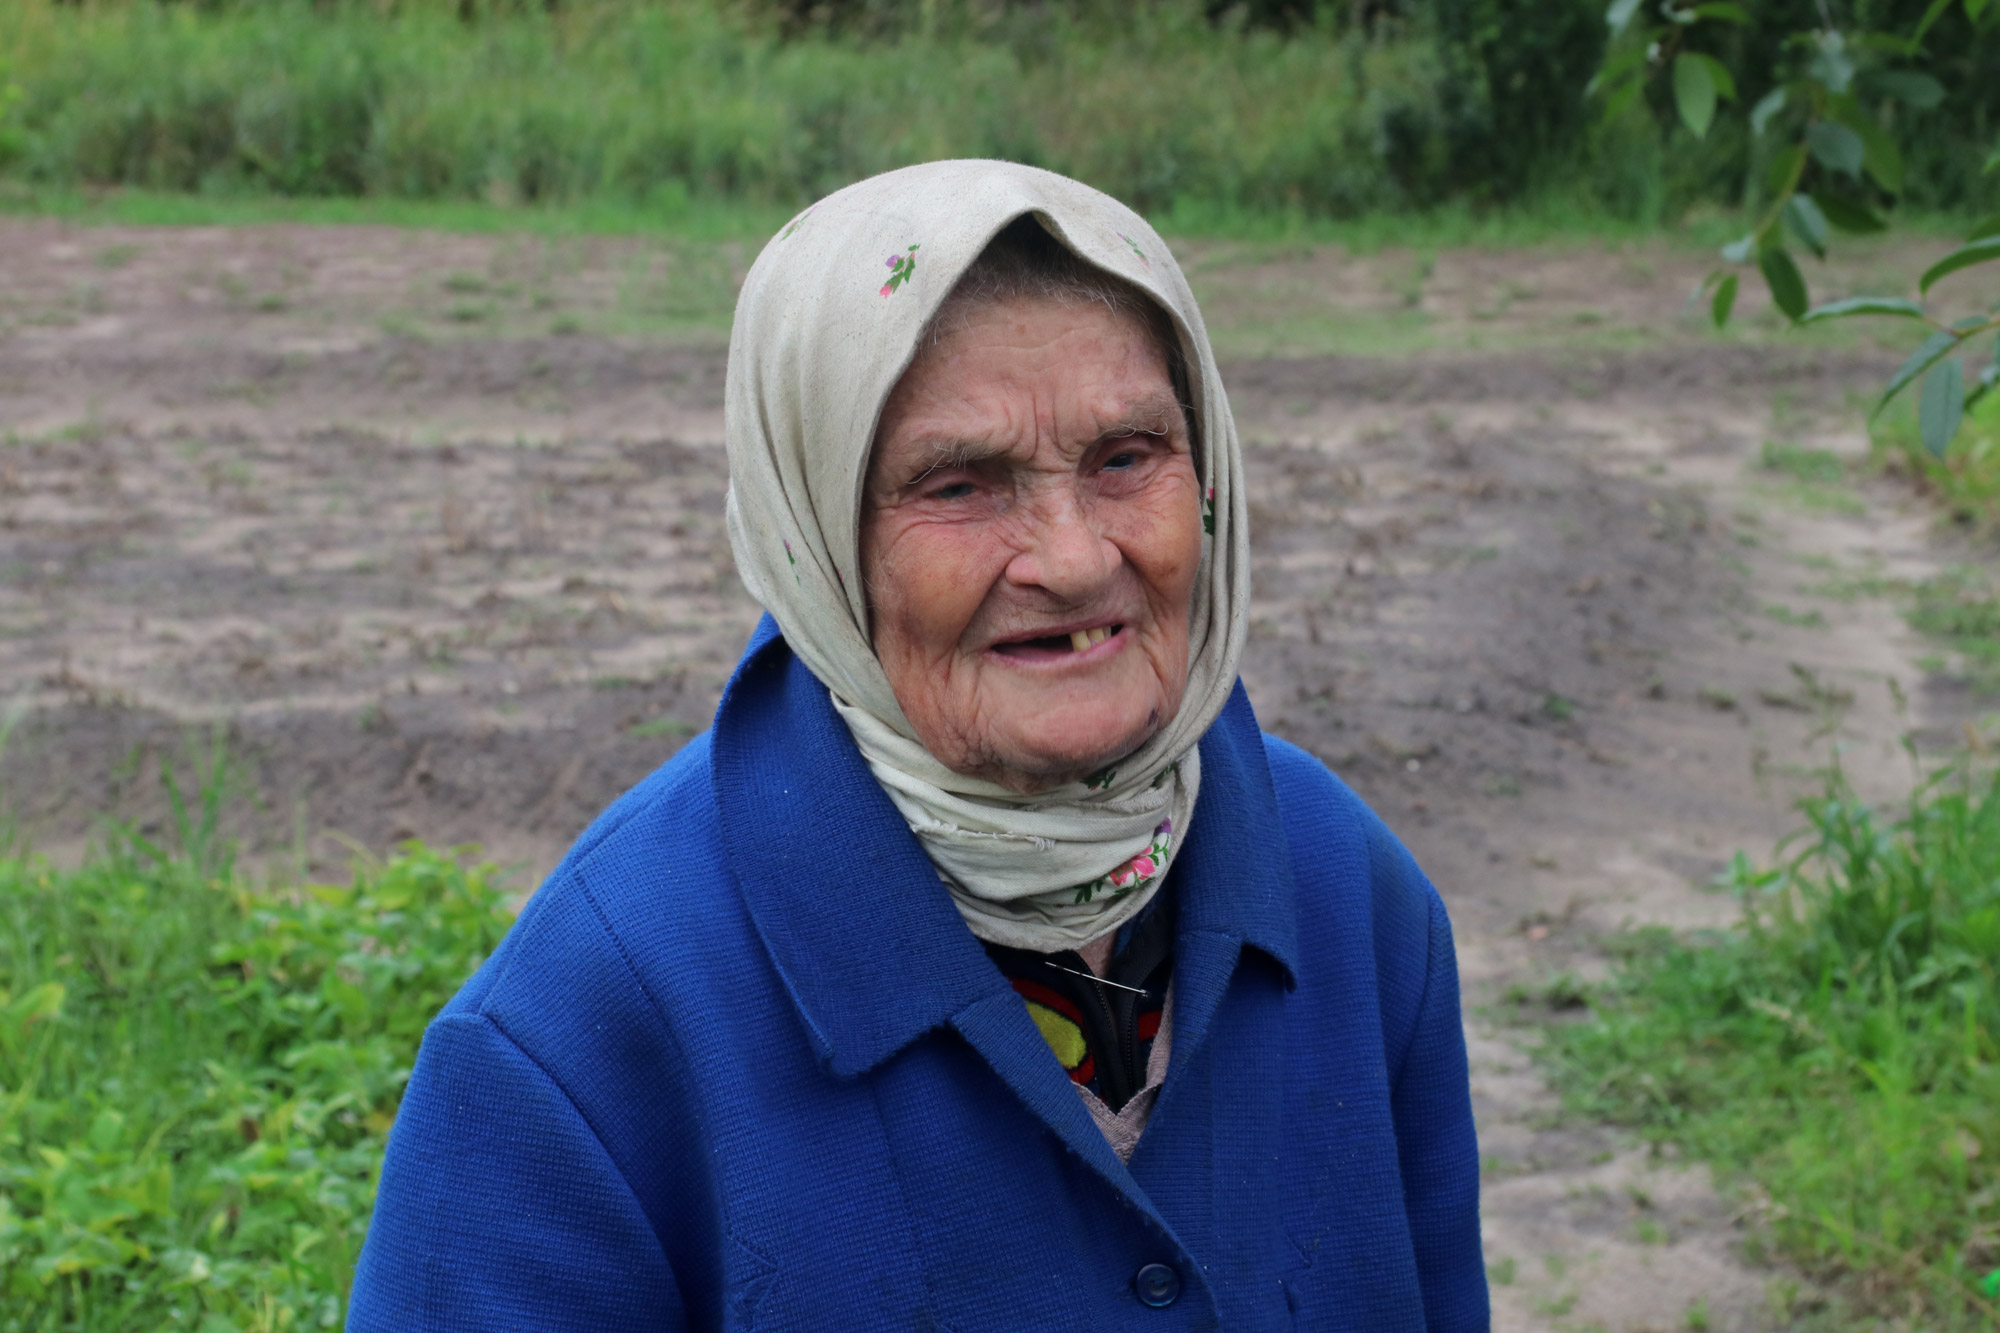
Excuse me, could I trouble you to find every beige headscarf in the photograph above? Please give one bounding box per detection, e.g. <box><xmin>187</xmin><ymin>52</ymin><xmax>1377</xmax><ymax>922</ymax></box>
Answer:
<box><xmin>723</xmin><ymin>160</ymin><xmax>1249</xmax><ymax>953</ymax></box>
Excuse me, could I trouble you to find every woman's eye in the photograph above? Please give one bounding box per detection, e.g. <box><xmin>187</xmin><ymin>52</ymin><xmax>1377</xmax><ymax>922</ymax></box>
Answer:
<box><xmin>1103</xmin><ymin>452</ymin><xmax>1138</xmax><ymax>471</ymax></box>
<box><xmin>929</xmin><ymin>481</ymin><xmax>976</xmax><ymax>501</ymax></box>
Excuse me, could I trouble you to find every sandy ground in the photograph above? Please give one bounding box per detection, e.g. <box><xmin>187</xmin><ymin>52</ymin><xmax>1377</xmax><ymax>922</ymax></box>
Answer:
<box><xmin>1</xmin><ymin>217</ymin><xmax>1986</xmax><ymax>1330</ymax></box>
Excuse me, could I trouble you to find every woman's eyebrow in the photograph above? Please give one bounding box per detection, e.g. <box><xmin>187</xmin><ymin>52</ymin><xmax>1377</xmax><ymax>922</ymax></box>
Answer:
<box><xmin>1097</xmin><ymin>390</ymin><xmax>1183</xmax><ymax>440</ymax></box>
<box><xmin>903</xmin><ymin>437</ymin><xmax>1009</xmax><ymax>484</ymax></box>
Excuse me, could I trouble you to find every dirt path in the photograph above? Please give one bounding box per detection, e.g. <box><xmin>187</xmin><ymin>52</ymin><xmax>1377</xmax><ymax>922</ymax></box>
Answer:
<box><xmin>1230</xmin><ymin>363</ymin><xmax>1971</xmax><ymax>1332</ymax></box>
<box><xmin>0</xmin><ymin>218</ymin><xmax>1982</xmax><ymax>1330</ymax></box>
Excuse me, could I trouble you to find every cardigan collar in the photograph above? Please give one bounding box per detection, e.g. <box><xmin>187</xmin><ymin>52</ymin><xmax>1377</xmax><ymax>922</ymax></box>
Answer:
<box><xmin>711</xmin><ymin>616</ymin><xmax>1298</xmax><ymax>1079</ymax></box>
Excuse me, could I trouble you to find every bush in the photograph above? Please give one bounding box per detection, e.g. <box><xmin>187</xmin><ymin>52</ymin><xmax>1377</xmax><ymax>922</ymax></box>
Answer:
<box><xmin>1428</xmin><ymin>0</ymin><xmax>1605</xmax><ymax>198</ymax></box>
<box><xmin>1542</xmin><ymin>760</ymin><xmax>2000</xmax><ymax>1325</ymax></box>
<box><xmin>0</xmin><ymin>832</ymin><xmax>513</xmax><ymax>1331</ymax></box>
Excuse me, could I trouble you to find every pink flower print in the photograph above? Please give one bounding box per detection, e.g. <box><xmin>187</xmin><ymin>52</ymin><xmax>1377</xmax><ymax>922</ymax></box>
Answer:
<box><xmin>1129</xmin><ymin>854</ymin><xmax>1158</xmax><ymax>880</ymax></box>
<box><xmin>879</xmin><ymin>244</ymin><xmax>920</xmax><ymax>297</ymax></box>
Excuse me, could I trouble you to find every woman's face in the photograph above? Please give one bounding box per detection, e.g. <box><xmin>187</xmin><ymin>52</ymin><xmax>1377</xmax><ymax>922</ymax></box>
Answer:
<box><xmin>861</xmin><ymin>297</ymin><xmax>1202</xmax><ymax>794</ymax></box>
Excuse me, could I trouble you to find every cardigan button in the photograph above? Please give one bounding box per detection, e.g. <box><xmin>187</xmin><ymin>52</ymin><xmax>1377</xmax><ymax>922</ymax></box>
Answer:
<box><xmin>1133</xmin><ymin>1262</ymin><xmax>1181</xmax><ymax>1308</ymax></box>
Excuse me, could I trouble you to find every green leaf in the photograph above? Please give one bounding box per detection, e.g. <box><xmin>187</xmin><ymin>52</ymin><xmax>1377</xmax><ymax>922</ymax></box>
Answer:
<box><xmin>1918</xmin><ymin>237</ymin><xmax>2000</xmax><ymax>294</ymax></box>
<box><xmin>1920</xmin><ymin>359</ymin><xmax>1965</xmax><ymax>457</ymax></box>
<box><xmin>1967</xmin><ymin>341</ymin><xmax>2000</xmax><ymax>410</ymax></box>
<box><xmin>1914</xmin><ymin>0</ymin><xmax>1956</xmax><ymax>40</ymax></box>
<box><xmin>1876</xmin><ymin>329</ymin><xmax>1963</xmax><ymax>415</ymax></box>
<box><xmin>1971</xmin><ymin>213</ymin><xmax>2000</xmax><ymax>242</ymax></box>
<box><xmin>1969</xmin><ymin>0</ymin><xmax>1994</xmax><ymax>21</ymax></box>
<box><xmin>1785</xmin><ymin>195</ymin><xmax>1830</xmax><ymax>257</ymax></box>
<box><xmin>1866</xmin><ymin>70</ymin><xmax>1945</xmax><ymax>108</ymax></box>
<box><xmin>1766</xmin><ymin>143</ymin><xmax>1808</xmax><ymax>196</ymax></box>
<box><xmin>1691</xmin><ymin>53</ymin><xmax>1737</xmax><ymax>101</ymax></box>
<box><xmin>1721</xmin><ymin>233</ymin><xmax>1756</xmax><ymax>264</ymax></box>
<box><xmin>1674</xmin><ymin>54</ymin><xmax>1719</xmax><ymax>138</ymax></box>
<box><xmin>1605</xmin><ymin>0</ymin><xmax>1644</xmax><ymax>35</ymax></box>
<box><xmin>1808</xmin><ymin>32</ymin><xmax>1856</xmax><ymax>93</ymax></box>
<box><xmin>1602</xmin><ymin>78</ymin><xmax>1646</xmax><ymax>122</ymax></box>
<box><xmin>1587</xmin><ymin>46</ymin><xmax>1649</xmax><ymax>99</ymax></box>
<box><xmin>1832</xmin><ymin>103</ymin><xmax>1906</xmax><ymax>193</ymax></box>
<box><xmin>1807</xmin><ymin>122</ymin><xmax>1866</xmax><ymax>177</ymax></box>
<box><xmin>1799</xmin><ymin>296</ymin><xmax>1927</xmax><ymax>324</ymax></box>
<box><xmin>1710</xmin><ymin>273</ymin><xmax>1740</xmax><ymax>328</ymax></box>
<box><xmin>1750</xmin><ymin>87</ymin><xmax>1788</xmax><ymax>136</ymax></box>
<box><xmin>1815</xmin><ymin>192</ymin><xmax>1889</xmax><ymax>233</ymax></box>
<box><xmin>1689</xmin><ymin>2</ymin><xmax>1750</xmax><ymax>21</ymax></box>
<box><xmin>1759</xmin><ymin>247</ymin><xmax>1809</xmax><ymax>321</ymax></box>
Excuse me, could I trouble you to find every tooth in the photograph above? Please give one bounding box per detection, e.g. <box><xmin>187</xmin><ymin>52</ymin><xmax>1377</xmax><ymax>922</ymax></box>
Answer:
<box><xmin>1070</xmin><ymin>631</ymin><xmax>1093</xmax><ymax>653</ymax></box>
<box><xmin>1089</xmin><ymin>627</ymin><xmax>1109</xmax><ymax>645</ymax></box>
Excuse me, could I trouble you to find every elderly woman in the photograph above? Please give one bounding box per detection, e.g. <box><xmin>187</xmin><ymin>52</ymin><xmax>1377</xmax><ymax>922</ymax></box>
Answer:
<box><xmin>349</xmin><ymin>161</ymin><xmax>1486</xmax><ymax>1331</ymax></box>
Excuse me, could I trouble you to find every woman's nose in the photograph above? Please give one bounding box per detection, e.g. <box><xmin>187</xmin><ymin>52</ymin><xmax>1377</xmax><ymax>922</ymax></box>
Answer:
<box><xmin>1003</xmin><ymin>490</ymin><xmax>1122</xmax><ymax>599</ymax></box>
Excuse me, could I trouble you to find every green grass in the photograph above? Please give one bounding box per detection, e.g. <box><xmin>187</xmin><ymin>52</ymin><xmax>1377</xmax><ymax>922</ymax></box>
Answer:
<box><xmin>1760</xmin><ymin>441</ymin><xmax>1847</xmax><ymax>485</ymax></box>
<box><xmin>0</xmin><ymin>172</ymin><xmax>1753</xmax><ymax>256</ymax></box>
<box><xmin>1539</xmin><ymin>761</ymin><xmax>2000</xmax><ymax>1328</ymax></box>
<box><xmin>1908</xmin><ymin>565</ymin><xmax>2000</xmax><ymax>692</ymax></box>
<box><xmin>0</xmin><ymin>0</ymin><xmax>1477</xmax><ymax>223</ymax></box>
<box><xmin>0</xmin><ymin>180</ymin><xmax>795</xmax><ymax>244</ymax></box>
<box><xmin>0</xmin><ymin>779</ymin><xmax>513</xmax><ymax>1330</ymax></box>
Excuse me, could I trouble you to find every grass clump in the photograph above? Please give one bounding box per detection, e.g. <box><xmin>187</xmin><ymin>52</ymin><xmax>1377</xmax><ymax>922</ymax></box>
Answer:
<box><xmin>1759</xmin><ymin>441</ymin><xmax>1846</xmax><ymax>485</ymax></box>
<box><xmin>1541</xmin><ymin>760</ymin><xmax>2000</xmax><ymax>1327</ymax></box>
<box><xmin>0</xmin><ymin>826</ymin><xmax>512</xmax><ymax>1330</ymax></box>
<box><xmin>1875</xmin><ymin>376</ymin><xmax>2000</xmax><ymax>533</ymax></box>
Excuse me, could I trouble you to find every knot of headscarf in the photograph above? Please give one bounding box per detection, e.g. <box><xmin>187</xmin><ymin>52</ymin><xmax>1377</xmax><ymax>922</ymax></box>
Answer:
<box><xmin>723</xmin><ymin>160</ymin><xmax>1249</xmax><ymax>952</ymax></box>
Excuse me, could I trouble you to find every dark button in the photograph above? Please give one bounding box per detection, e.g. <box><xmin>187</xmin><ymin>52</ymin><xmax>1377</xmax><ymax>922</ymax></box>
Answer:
<box><xmin>1133</xmin><ymin>1262</ymin><xmax>1181</xmax><ymax>1308</ymax></box>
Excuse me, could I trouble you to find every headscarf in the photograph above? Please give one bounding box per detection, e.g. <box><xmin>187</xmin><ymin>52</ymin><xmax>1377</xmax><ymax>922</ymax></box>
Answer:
<box><xmin>723</xmin><ymin>160</ymin><xmax>1249</xmax><ymax>953</ymax></box>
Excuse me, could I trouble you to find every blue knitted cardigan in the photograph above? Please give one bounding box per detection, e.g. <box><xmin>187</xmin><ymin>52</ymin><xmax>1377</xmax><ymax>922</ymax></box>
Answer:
<box><xmin>347</xmin><ymin>618</ymin><xmax>1488</xmax><ymax>1331</ymax></box>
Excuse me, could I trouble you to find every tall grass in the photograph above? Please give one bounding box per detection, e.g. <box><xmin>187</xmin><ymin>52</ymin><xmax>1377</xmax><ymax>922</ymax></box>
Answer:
<box><xmin>1543</xmin><ymin>759</ymin><xmax>2000</xmax><ymax>1326</ymax></box>
<box><xmin>0</xmin><ymin>792</ymin><xmax>512</xmax><ymax>1330</ymax></box>
<box><xmin>0</xmin><ymin>0</ymin><xmax>1471</xmax><ymax>218</ymax></box>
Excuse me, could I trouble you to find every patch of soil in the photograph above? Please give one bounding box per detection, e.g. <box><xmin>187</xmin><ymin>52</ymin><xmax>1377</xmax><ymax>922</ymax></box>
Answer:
<box><xmin>1</xmin><ymin>218</ymin><xmax>1985</xmax><ymax>1331</ymax></box>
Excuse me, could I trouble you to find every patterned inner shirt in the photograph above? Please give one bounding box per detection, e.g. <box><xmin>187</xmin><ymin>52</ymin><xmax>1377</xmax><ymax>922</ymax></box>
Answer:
<box><xmin>981</xmin><ymin>888</ymin><xmax>1176</xmax><ymax>1113</ymax></box>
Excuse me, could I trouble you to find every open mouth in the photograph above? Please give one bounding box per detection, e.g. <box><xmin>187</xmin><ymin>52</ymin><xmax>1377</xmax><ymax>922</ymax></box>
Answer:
<box><xmin>991</xmin><ymin>624</ymin><xmax>1124</xmax><ymax>661</ymax></box>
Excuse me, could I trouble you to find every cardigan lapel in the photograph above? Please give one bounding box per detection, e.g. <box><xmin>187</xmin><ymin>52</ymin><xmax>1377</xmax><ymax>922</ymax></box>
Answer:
<box><xmin>1166</xmin><ymin>680</ymin><xmax>1301</xmax><ymax>1068</ymax></box>
<box><xmin>710</xmin><ymin>621</ymin><xmax>1300</xmax><ymax>1212</ymax></box>
<box><xmin>710</xmin><ymin>616</ymin><xmax>1006</xmax><ymax>1078</ymax></box>
<box><xmin>710</xmin><ymin>621</ymin><xmax>1157</xmax><ymax>1195</ymax></box>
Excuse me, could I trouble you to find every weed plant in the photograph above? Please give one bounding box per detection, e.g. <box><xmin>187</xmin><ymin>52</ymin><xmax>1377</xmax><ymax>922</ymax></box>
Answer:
<box><xmin>1876</xmin><ymin>389</ymin><xmax>2000</xmax><ymax>535</ymax></box>
<box><xmin>1541</xmin><ymin>758</ymin><xmax>2000</xmax><ymax>1326</ymax></box>
<box><xmin>0</xmin><ymin>796</ymin><xmax>512</xmax><ymax>1329</ymax></box>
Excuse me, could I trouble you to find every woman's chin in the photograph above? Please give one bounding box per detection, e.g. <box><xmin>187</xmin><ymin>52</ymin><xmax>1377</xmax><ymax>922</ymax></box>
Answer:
<box><xmin>982</xmin><ymin>717</ymin><xmax>1160</xmax><ymax>792</ymax></box>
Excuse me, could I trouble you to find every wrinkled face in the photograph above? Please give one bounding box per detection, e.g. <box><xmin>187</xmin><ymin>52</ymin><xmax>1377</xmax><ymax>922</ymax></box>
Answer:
<box><xmin>860</xmin><ymin>297</ymin><xmax>1202</xmax><ymax>794</ymax></box>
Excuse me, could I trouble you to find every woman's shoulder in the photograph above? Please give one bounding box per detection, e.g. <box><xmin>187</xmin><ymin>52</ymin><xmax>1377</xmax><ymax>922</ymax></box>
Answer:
<box><xmin>1259</xmin><ymin>734</ymin><xmax>1421</xmax><ymax>883</ymax></box>
<box><xmin>445</xmin><ymin>731</ymin><xmax>741</xmax><ymax>1026</ymax></box>
<box><xmin>1258</xmin><ymin>732</ymin><xmax>1376</xmax><ymax>832</ymax></box>
<box><xmin>1257</xmin><ymin>731</ymin><xmax>1447</xmax><ymax>979</ymax></box>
